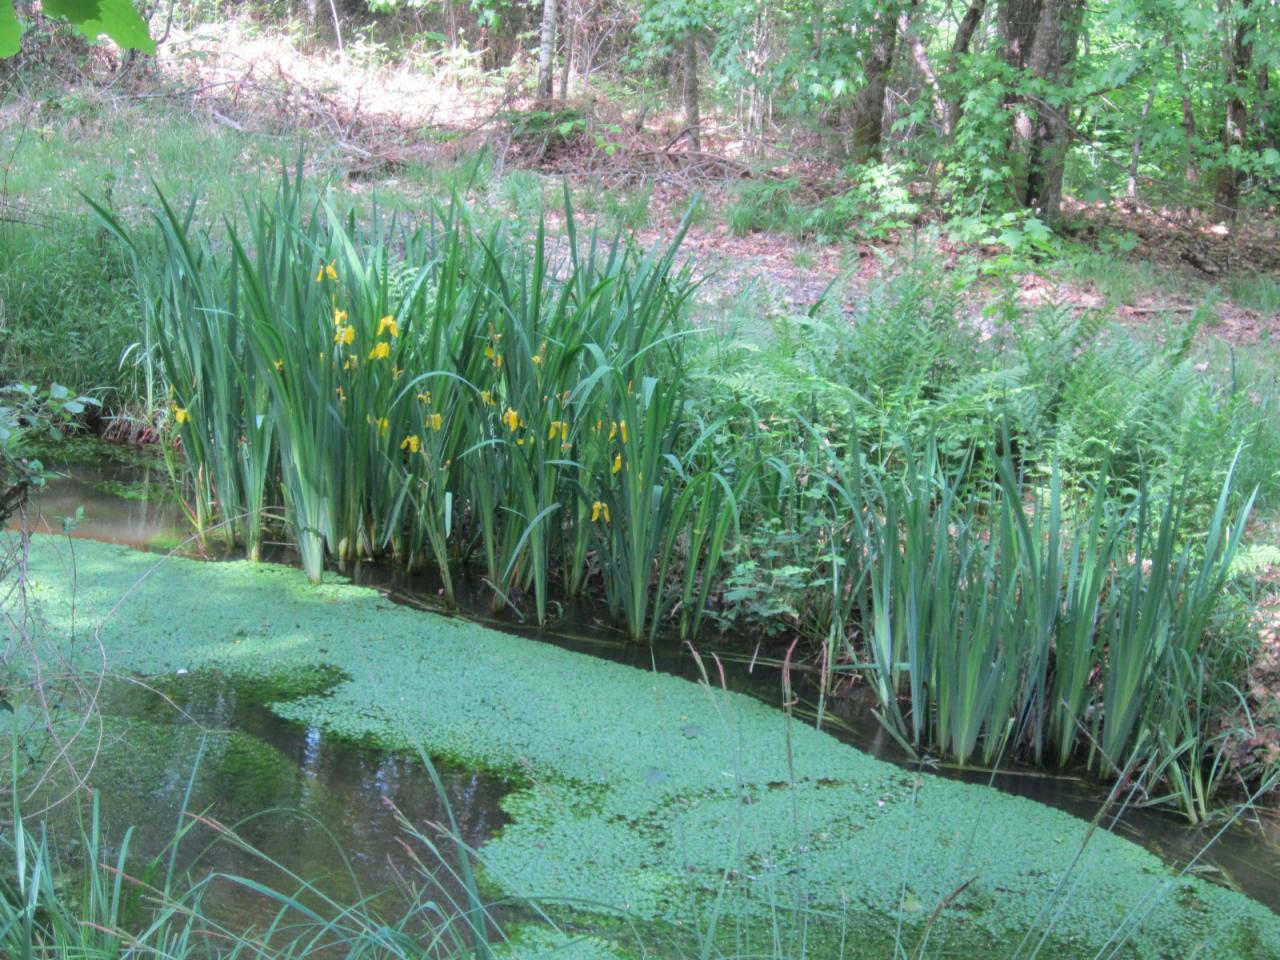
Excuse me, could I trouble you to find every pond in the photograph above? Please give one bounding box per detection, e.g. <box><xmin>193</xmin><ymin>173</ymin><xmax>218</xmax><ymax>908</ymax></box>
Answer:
<box><xmin>9</xmin><ymin>444</ymin><xmax>1280</xmax><ymax>946</ymax></box>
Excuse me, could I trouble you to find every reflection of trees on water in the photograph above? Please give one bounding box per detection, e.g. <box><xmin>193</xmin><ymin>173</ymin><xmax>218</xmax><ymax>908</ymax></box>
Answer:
<box><xmin>99</xmin><ymin>676</ymin><xmax>510</xmax><ymax>925</ymax></box>
<box><xmin>26</xmin><ymin>461</ymin><xmax>187</xmax><ymax>549</ymax></box>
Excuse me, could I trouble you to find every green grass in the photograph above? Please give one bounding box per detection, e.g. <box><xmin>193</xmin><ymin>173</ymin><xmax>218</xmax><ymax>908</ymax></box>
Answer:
<box><xmin>602</xmin><ymin>184</ymin><xmax>653</xmax><ymax>231</ymax></box>
<box><xmin>1229</xmin><ymin>275</ymin><xmax>1280</xmax><ymax>317</ymax></box>
<box><xmin>0</xmin><ymin>92</ymin><xmax>335</xmax><ymax>397</ymax></box>
<box><xmin>1059</xmin><ymin>252</ymin><xmax>1162</xmax><ymax>306</ymax></box>
<box><xmin>2</xmin><ymin>750</ymin><xmax>523</xmax><ymax>960</ymax></box>
<box><xmin>0</xmin><ymin>223</ymin><xmax>138</xmax><ymax>396</ymax></box>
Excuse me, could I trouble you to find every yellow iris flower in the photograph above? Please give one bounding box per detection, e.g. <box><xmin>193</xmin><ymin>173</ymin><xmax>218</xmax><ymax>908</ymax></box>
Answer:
<box><xmin>612</xmin><ymin>453</ymin><xmax>622</xmax><ymax>474</ymax></box>
<box><xmin>591</xmin><ymin>500</ymin><xmax>610</xmax><ymax>523</ymax></box>
<box><xmin>174</xmin><ymin>407</ymin><xmax>189</xmax><ymax>424</ymax></box>
<box><xmin>430</xmin><ymin>412</ymin><xmax>443</xmax><ymax>431</ymax></box>
<box><xmin>502</xmin><ymin>408</ymin><xmax>520</xmax><ymax>432</ymax></box>
<box><xmin>368</xmin><ymin>341</ymin><xmax>391</xmax><ymax>361</ymax></box>
<box><xmin>378</xmin><ymin>316</ymin><xmax>400</xmax><ymax>338</ymax></box>
<box><xmin>333</xmin><ymin>309</ymin><xmax>348</xmax><ymax>327</ymax></box>
<box><xmin>401</xmin><ymin>434</ymin><xmax>421</xmax><ymax>454</ymax></box>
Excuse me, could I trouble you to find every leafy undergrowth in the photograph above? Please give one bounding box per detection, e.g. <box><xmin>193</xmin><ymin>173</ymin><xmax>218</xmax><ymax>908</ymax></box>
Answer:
<box><xmin>12</xmin><ymin>535</ymin><xmax>1280</xmax><ymax>959</ymax></box>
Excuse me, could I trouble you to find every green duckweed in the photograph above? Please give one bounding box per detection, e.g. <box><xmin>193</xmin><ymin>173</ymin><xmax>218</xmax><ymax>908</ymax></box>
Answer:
<box><xmin>10</xmin><ymin>535</ymin><xmax>1280</xmax><ymax>959</ymax></box>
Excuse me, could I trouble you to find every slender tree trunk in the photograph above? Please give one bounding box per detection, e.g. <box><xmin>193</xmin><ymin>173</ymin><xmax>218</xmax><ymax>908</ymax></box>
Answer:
<box><xmin>746</xmin><ymin>9</ymin><xmax>771</xmax><ymax>149</ymax></box>
<box><xmin>899</xmin><ymin>0</ymin><xmax>950</xmax><ymax>135</ymax></box>
<box><xmin>536</xmin><ymin>0</ymin><xmax>558</xmax><ymax>106</ymax></box>
<box><xmin>1127</xmin><ymin>86</ymin><xmax>1156</xmax><ymax>202</ymax></box>
<box><xmin>944</xmin><ymin>0</ymin><xmax>988</xmax><ymax>135</ymax></box>
<box><xmin>559</xmin><ymin>3</ymin><xmax>574</xmax><ymax>103</ymax></box>
<box><xmin>1176</xmin><ymin>47</ymin><xmax>1199</xmax><ymax>183</ymax></box>
<box><xmin>850</xmin><ymin>6</ymin><xmax>900</xmax><ymax>162</ymax></box>
<box><xmin>327</xmin><ymin>0</ymin><xmax>344</xmax><ymax>59</ymax></box>
<box><xmin>1257</xmin><ymin>60</ymin><xmax>1270</xmax><ymax>136</ymax></box>
<box><xmin>683</xmin><ymin>32</ymin><xmax>701</xmax><ymax>153</ymax></box>
<box><xmin>953</xmin><ymin>0</ymin><xmax>988</xmax><ymax>58</ymax></box>
<box><xmin>1215</xmin><ymin>0</ymin><xmax>1254</xmax><ymax>221</ymax></box>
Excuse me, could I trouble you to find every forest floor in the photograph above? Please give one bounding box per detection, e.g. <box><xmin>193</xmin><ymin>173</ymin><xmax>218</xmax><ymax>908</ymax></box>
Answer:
<box><xmin>7</xmin><ymin>20</ymin><xmax>1279</xmax><ymax>334</ymax></box>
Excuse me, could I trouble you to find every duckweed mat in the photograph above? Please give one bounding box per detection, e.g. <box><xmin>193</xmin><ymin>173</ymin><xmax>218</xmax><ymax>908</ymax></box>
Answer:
<box><xmin>11</xmin><ymin>535</ymin><xmax>1280</xmax><ymax>959</ymax></box>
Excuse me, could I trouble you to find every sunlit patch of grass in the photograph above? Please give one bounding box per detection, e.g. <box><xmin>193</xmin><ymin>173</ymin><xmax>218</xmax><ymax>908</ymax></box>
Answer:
<box><xmin>1060</xmin><ymin>251</ymin><xmax>1162</xmax><ymax>306</ymax></box>
<box><xmin>1229</xmin><ymin>274</ymin><xmax>1280</xmax><ymax>317</ymax></box>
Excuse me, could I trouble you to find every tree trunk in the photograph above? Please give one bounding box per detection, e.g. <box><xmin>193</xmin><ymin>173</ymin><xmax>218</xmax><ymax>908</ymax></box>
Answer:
<box><xmin>849</xmin><ymin>7</ymin><xmax>900</xmax><ymax>162</ymax></box>
<box><xmin>952</xmin><ymin>0</ymin><xmax>988</xmax><ymax>59</ymax></box>
<box><xmin>1001</xmin><ymin>0</ymin><xmax>1084</xmax><ymax>226</ymax></box>
<box><xmin>899</xmin><ymin>0</ymin><xmax>949</xmax><ymax>135</ymax></box>
<box><xmin>944</xmin><ymin>0</ymin><xmax>988</xmax><ymax>135</ymax></box>
<box><xmin>536</xmin><ymin>0</ymin><xmax>558</xmax><ymax>106</ymax></box>
<box><xmin>998</xmin><ymin>0</ymin><xmax>1038</xmax><ymax>71</ymax></box>
<box><xmin>1214</xmin><ymin>0</ymin><xmax>1254</xmax><ymax>222</ymax></box>
<box><xmin>683</xmin><ymin>32</ymin><xmax>701</xmax><ymax>154</ymax></box>
<box><xmin>1176</xmin><ymin>47</ymin><xmax>1199</xmax><ymax>183</ymax></box>
<box><xmin>559</xmin><ymin>7</ymin><xmax>574</xmax><ymax>102</ymax></box>
<box><xmin>1127</xmin><ymin>86</ymin><xmax>1156</xmax><ymax>203</ymax></box>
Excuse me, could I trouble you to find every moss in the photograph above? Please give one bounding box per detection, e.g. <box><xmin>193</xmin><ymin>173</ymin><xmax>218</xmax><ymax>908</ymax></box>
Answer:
<box><xmin>11</xmin><ymin>535</ymin><xmax>1280</xmax><ymax>959</ymax></box>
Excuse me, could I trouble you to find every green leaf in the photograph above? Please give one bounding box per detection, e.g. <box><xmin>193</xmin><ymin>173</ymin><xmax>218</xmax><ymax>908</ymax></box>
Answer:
<box><xmin>0</xmin><ymin>0</ymin><xmax>22</xmax><ymax>57</ymax></box>
<box><xmin>42</xmin><ymin>0</ymin><xmax>154</xmax><ymax>52</ymax></box>
<box><xmin>42</xmin><ymin>0</ymin><xmax>102</xmax><ymax>22</ymax></box>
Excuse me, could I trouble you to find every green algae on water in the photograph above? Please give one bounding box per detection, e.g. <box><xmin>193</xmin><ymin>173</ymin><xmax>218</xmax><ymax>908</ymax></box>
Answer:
<box><xmin>10</xmin><ymin>535</ymin><xmax>1280</xmax><ymax>959</ymax></box>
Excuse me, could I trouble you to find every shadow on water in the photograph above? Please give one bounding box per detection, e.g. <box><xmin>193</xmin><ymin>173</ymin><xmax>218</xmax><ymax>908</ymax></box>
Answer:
<box><xmin>12</xmin><ymin>446</ymin><xmax>1280</xmax><ymax>914</ymax></box>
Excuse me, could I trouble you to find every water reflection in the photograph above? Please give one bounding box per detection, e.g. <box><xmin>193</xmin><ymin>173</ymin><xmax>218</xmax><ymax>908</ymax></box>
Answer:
<box><xmin>92</xmin><ymin>673</ymin><xmax>511</xmax><ymax>927</ymax></box>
